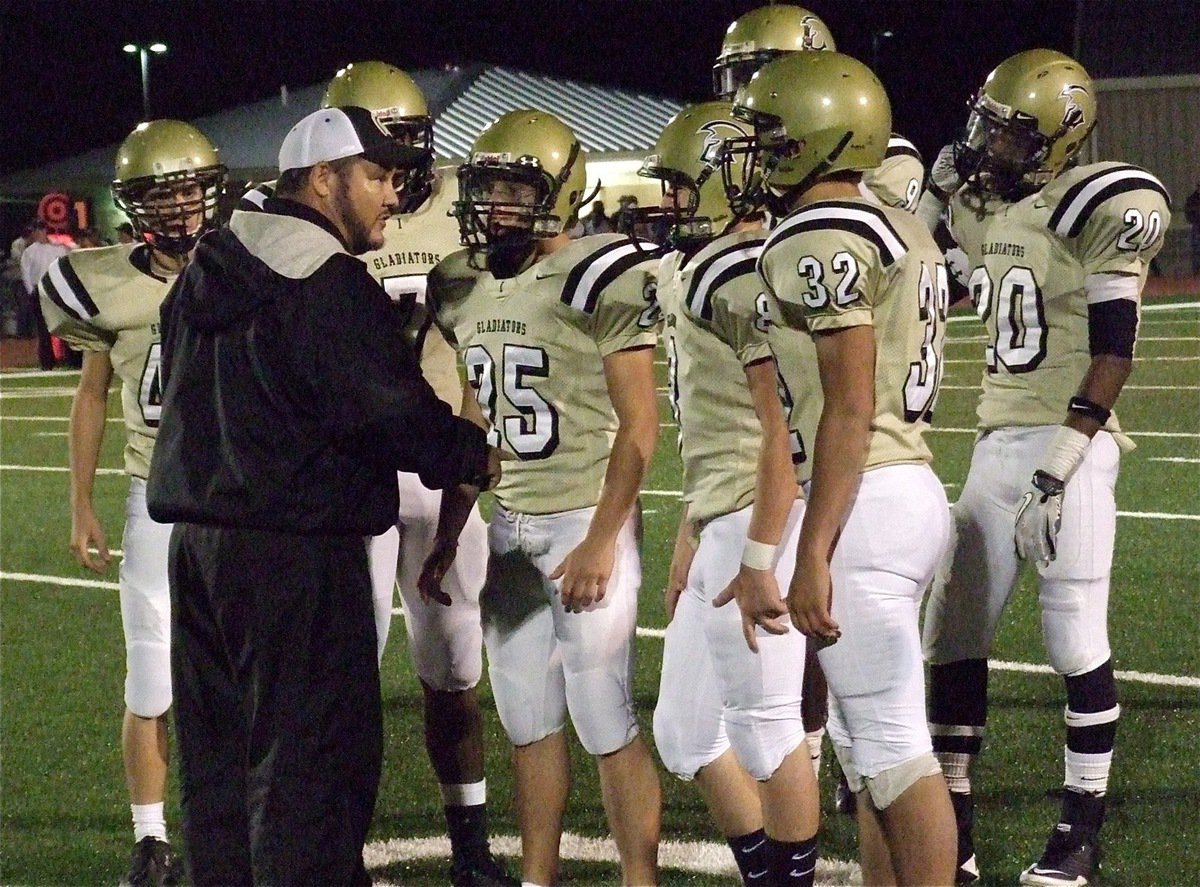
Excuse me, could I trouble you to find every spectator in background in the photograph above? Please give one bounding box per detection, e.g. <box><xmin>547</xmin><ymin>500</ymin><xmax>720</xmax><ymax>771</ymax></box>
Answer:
<box><xmin>583</xmin><ymin>199</ymin><xmax>613</xmax><ymax>235</ymax></box>
<box><xmin>1186</xmin><ymin>183</ymin><xmax>1200</xmax><ymax>274</ymax></box>
<box><xmin>612</xmin><ymin>194</ymin><xmax>639</xmax><ymax>235</ymax></box>
<box><xmin>20</xmin><ymin>221</ymin><xmax>69</xmax><ymax>369</ymax></box>
<box><xmin>76</xmin><ymin>228</ymin><xmax>104</xmax><ymax>249</ymax></box>
<box><xmin>3</xmin><ymin>225</ymin><xmax>34</xmax><ymax>338</ymax></box>
<box><xmin>117</xmin><ymin>222</ymin><xmax>137</xmax><ymax>244</ymax></box>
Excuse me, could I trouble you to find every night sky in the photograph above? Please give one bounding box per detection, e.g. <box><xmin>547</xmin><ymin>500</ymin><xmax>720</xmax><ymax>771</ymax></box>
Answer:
<box><xmin>1</xmin><ymin>0</ymin><xmax>1197</xmax><ymax>175</ymax></box>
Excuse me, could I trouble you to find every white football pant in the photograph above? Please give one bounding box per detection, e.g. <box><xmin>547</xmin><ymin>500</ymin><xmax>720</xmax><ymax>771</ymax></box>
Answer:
<box><xmin>121</xmin><ymin>478</ymin><xmax>173</xmax><ymax>718</ymax></box>
<box><xmin>923</xmin><ymin>426</ymin><xmax>1118</xmax><ymax>677</ymax></box>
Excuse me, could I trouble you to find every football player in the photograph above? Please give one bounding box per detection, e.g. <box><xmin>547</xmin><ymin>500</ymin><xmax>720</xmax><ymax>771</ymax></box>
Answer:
<box><xmin>240</xmin><ymin>62</ymin><xmax>512</xmax><ymax>886</ymax></box>
<box><xmin>714</xmin><ymin>4</ymin><xmax>925</xmax><ymax>812</ymax></box>
<box><xmin>713</xmin><ymin>3</ymin><xmax>924</xmax><ymax>215</ymax></box>
<box><xmin>38</xmin><ymin>119</ymin><xmax>226</xmax><ymax>887</ymax></box>
<box><xmin>918</xmin><ymin>49</ymin><xmax>1171</xmax><ymax>886</ymax></box>
<box><xmin>641</xmin><ymin>102</ymin><xmax>821</xmax><ymax>885</ymax></box>
<box><xmin>733</xmin><ymin>51</ymin><xmax>956</xmax><ymax>885</ymax></box>
<box><xmin>424</xmin><ymin>109</ymin><xmax>662</xmax><ymax>887</ymax></box>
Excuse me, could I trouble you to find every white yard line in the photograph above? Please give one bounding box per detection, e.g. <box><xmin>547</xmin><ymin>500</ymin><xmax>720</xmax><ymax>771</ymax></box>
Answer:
<box><xmin>6</xmin><ymin>569</ymin><xmax>1196</xmax><ymax>692</ymax></box>
<box><xmin>1149</xmin><ymin>457</ymin><xmax>1200</xmax><ymax>464</ymax></box>
<box><xmin>0</xmin><ymin>464</ymin><xmax>124</xmax><ymax>474</ymax></box>
<box><xmin>365</xmin><ymin>832</ymin><xmax>863</xmax><ymax>884</ymax></box>
<box><xmin>0</xmin><ymin>415</ymin><xmax>121</xmax><ymax>422</ymax></box>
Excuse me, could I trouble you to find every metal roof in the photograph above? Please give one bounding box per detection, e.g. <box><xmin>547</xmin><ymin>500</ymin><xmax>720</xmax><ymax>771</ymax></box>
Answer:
<box><xmin>433</xmin><ymin>66</ymin><xmax>682</xmax><ymax>158</ymax></box>
<box><xmin>0</xmin><ymin>65</ymin><xmax>682</xmax><ymax>196</ymax></box>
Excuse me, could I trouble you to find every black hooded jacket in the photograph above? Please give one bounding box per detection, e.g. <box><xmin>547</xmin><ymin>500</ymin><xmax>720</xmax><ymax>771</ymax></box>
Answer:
<box><xmin>146</xmin><ymin>198</ymin><xmax>488</xmax><ymax>535</ymax></box>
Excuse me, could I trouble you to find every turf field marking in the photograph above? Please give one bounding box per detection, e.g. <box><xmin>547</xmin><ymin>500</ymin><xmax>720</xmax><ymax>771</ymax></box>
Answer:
<box><xmin>0</xmin><ymin>386</ymin><xmax>78</xmax><ymax>398</ymax></box>
<box><xmin>1141</xmin><ymin>301</ymin><xmax>1200</xmax><ymax>312</ymax></box>
<box><xmin>633</xmin><ymin>627</ymin><xmax>1200</xmax><ymax>689</ymax></box>
<box><xmin>0</xmin><ymin>369</ymin><xmax>82</xmax><ymax>381</ymax></box>
<box><xmin>0</xmin><ymin>464</ymin><xmax>124</xmax><ymax>474</ymax></box>
<box><xmin>923</xmin><ymin>427</ymin><xmax>1200</xmax><ymax>439</ymax></box>
<box><xmin>1149</xmin><ymin>457</ymin><xmax>1200</xmax><ymax>464</ymax></box>
<box><xmin>364</xmin><ymin>831</ymin><xmax>861</xmax><ymax>883</ymax></box>
<box><xmin>0</xmin><ymin>415</ymin><xmax>121</xmax><ymax>422</ymax></box>
<box><xmin>0</xmin><ymin>571</ymin><xmax>119</xmax><ymax>590</ymax></box>
<box><xmin>945</xmin><ymin>356</ymin><xmax>1197</xmax><ymax>364</ymax></box>
<box><xmin>33</xmin><ymin>431</ymin><xmax>68</xmax><ymax>437</ymax></box>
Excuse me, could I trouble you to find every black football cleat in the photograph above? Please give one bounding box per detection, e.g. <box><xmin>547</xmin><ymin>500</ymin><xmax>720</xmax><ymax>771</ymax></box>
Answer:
<box><xmin>1019</xmin><ymin>789</ymin><xmax>1104</xmax><ymax>886</ymax></box>
<box><xmin>450</xmin><ymin>850</ymin><xmax>520</xmax><ymax>887</ymax></box>
<box><xmin>119</xmin><ymin>837</ymin><xmax>180</xmax><ymax>887</ymax></box>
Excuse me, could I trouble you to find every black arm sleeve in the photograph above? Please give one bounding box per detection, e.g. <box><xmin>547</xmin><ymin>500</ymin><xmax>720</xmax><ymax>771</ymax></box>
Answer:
<box><xmin>1087</xmin><ymin>298</ymin><xmax>1138</xmax><ymax>359</ymax></box>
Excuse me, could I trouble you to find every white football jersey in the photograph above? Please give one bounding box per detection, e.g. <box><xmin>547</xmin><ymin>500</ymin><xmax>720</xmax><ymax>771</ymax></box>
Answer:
<box><xmin>429</xmin><ymin>234</ymin><xmax>661</xmax><ymax>515</ymax></box>
<box><xmin>38</xmin><ymin>244</ymin><xmax>176</xmax><ymax>478</ymax></box>
<box><xmin>948</xmin><ymin>161</ymin><xmax>1171</xmax><ymax>431</ymax></box>
<box><xmin>759</xmin><ymin>198</ymin><xmax>949</xmax><ymax>471</ymax></box>
<box><xmin>861</xmin><ymin>134</ymin><xmax>924</xmax><ymax>213</ymax></box>
<box><xmin>658</xmin><ymin>230</ymin><xmax>788</xmax><ymax>524</ymax></box>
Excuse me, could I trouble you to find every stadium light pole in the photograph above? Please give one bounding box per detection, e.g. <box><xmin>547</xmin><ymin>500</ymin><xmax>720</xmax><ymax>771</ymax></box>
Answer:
<box><xmin>123</xmin><ymin>42</ymin><xmax>167</xmax><ymax>120</ymax></box>
<box><xmin>870</xmin><ymin>29</ymin><xmax>894</xmax><ymax>71</ymax></box>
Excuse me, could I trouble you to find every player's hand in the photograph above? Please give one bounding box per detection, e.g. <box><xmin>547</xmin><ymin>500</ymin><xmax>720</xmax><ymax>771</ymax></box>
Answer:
<box><xmin>549</xmin><ymin>533</ymin><xmax>616</xmax><ymax>613</ymax></box>
<box><xmin>664</xmin><ymin>531</ymin><xmax>697</xmax><ymax>621</ymax></box>
<box><xmin>417</xmin><ymin>538</ymin><xmax>457</xmax><ymax>606</ymax></box>
<box><xmin>477</xmin><ymin>445</ymin><xmax>511</xmax><ymax>491</ymax></box>
<box><xmin>787</xmin><ymin>554</ymin><xmax>840</xmax><ymax>647</ymax></box>
<box><xmin>1014</xmin><ymin>470</ymin><xmax>1065</xmax><ymax>568</ymax></box>
<box><xmin>712</xmin><ymin>565</ymin><xmax>790</xmax><ymax>654</ymax></box>
<box><xmin>70</xmin><ymin>506</ymin><xmax>110</xmax><ymax>573</ymax></box>
<box><xmin>927</xmin><ymin>142</ymin><xmax>962</xmax><ymax>201</ymax></box>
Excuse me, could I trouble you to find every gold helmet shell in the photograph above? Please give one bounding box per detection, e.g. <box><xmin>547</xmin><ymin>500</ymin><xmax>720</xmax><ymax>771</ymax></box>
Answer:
<box><xmin>730</xmin><ymin>51</ymin><xmax>889</xmax><ymax>209</ymax></box>
<box><xmin>638</xmin><ymin>101</ymin><xmax>750</xmax><ymax>247</ymax></box>
<box><xmin>322</xmin><ymin>61</ymin><xmax>435</xmax><ymax>212</ymax></box>
<box><xmin>956</xmin><ymin>49</ymin><xmax>1096</xmax><ymax>198</ymax></box>
<box><xmin>455</xmin><ymin>109</ymin><xmax>588</xmax><ymax>242</ymax></box>
<box><xmin>714</xmin><ymin>4</ymin><xmax>836</xmax><ymax>99</ymax></box>
<box><xmin>111</xmin><ymin>119</ymin><xmax>226</xmax><ymax>254</ymax></box>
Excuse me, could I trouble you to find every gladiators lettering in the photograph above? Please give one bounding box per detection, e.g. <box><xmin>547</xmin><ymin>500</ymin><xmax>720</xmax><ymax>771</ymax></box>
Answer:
<box><xmin>477</xmin><ymin>318</ymin><xmax>527</xmax><ymax>335</ymax></box>
<box><xmin>981</xmin><ymin>241</ymin><xmax>1025</xmax><ymax>258</ymax></box>
<box><xmin>371</xmin><ymin>251</ymin><xmax>442</xmax><ymax>272</ymax></box>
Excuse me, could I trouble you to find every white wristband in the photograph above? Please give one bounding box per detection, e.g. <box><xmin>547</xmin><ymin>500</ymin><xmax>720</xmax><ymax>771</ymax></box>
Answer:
<box><xmin>1040</xmin><ymin>425</ymin><xmax>1092</xmax><ymax>483</ymax></box>
<box><xmin>741</xmin><ymin>539</ymin><xmax>777</xmax><ymax>572</ymax></box>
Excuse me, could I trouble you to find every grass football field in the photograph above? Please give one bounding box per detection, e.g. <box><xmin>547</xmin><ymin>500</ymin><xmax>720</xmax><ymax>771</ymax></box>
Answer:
<box><xmin>2</xmin><ymin>297</ymin><xmax>1197</xmax><ymax>886</ymax></box>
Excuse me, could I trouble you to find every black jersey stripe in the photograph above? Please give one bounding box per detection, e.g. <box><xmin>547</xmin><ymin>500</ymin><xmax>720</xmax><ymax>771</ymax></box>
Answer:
<box><xmin>683</xmin><ymin>241</ymin><xmax>764</xmax><ymax>322</ymax></box>
<box><xmin>886</xmin><ymin>135</ymin><xmax>922</xmax><ymax>161</ymax></box>
<box><xmin>562</xmin><ymin>240</ymin><xmax>661</xmax><ymax>314</ymax></box>
<box><xmin>1049</xmin><ymin>166</ymin><xmax>1170</xmax><ymax>238</ymax></box>
<box><xmin>41</xmin><ymin>256</ymin><xmax>100</xmax><ymax>320</ymax></box>
<box><xmin>767</xmin><ymin>200</ymin><xmax>907</xmax><ymax>266</ymax></box>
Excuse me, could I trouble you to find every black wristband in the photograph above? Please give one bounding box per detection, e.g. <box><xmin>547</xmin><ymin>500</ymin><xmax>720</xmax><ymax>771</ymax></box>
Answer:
<box><xmin>1068</xmin><ymin>396</ymin><xmax>1111</xmax><ymax>425</ymax></box>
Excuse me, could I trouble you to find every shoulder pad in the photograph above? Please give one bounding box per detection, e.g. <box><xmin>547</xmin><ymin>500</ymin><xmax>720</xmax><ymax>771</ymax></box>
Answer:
<box><xmin>40</xmin><ymin>253</ymin><xmax>100</xmax><ymax>321</ymax></box>
<box><xmin>560</xmin><ymin>239</ymin><xmax>662</xmax><ymax>314</ymax></box>
<box><xmin>768</xmin><ymin>200</ymin><xmax>908</xmax><ymax>267</ymax></box>
<box><xmin>683</xmin><ymin>238</ymin><xmax>765</xmax><ymax>322</ymax></box>
<box><xmin>238</xmin><ymin>181</ymin><xmax>276</xmax><ymax>213</ymax></box>
<box><xmin>885</xmin><ymin>134</ymin><xmax>922</xmax><ymax>162</ymax></box>
<box><xmin>1048</xmin><ymin>164</ymin><xmax>1170</xmax><ymax>238</ymax></box>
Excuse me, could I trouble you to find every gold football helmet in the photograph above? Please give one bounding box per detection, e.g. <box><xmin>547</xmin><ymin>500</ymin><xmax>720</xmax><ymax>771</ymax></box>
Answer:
<box><xmin>713</xmin><ymin>4</ymin><xmax>835</xmax><ymax>100</ymax></box>
<box><xmin>111</xmin><ymin>120</ymin><xmax>226</xmax><ymax>255</ymax></box>
<box><xmin>454</xmin><ymin>109</ymin><xmax>589</xmax><ymax>275</ymax></box>
<box><xmin>322</xmin><ymin>61</ymin><xmax>435</xmax><ymax>212</ymax></box>
<box><xmin>727</xmin><ymin>51</ymin><xmax>890</xmax><ymax>215</ymax></box>
<box><xmin>637</xmin><ymin>101</ymin><xmax>750</xmax><ymax>248</ymax></box>
<box><xmin>954</xmin><ymin>49</ymin><xmax>1096</xmax><ymax>199</ymax></box>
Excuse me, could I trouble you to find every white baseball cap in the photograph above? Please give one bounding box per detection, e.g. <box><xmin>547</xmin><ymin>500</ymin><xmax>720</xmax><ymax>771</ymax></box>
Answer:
<box><xmin>278</xmin><ymin>105</ymin><xmax>418</xmax><ymax>173</ymax></box>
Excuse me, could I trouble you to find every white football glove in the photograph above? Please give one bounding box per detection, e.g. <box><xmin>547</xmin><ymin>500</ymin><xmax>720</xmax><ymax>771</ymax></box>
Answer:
<box><xmin>1014</xmin><ymin>470</ymin><xmax>1065</xmax><ymax>567</ymax></box>
<box><xmin>926</xmin><ymin>143</ymin><xmax>962</xmax><ymax>201</ymax></box>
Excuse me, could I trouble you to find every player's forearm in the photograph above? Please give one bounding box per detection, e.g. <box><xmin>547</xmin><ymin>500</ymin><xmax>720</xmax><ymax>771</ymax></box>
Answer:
<box><xmin>1064</xmin><ymin>354</ymin><xmax>1133</xmax><ymax>437</ymax></box>
<box><xmin>68</xmin><ymin>390</ymin><xmax>108</xmax><ymax>511</ymax></box>
<box><xmin>748</xmin><ymin>420</ymin><xmax>799</xmax><ymax>546</ymax></box>
<box><xmin>433</xmin><ymin>483</ymin><xmax>480</xmax><ymax>549</ymax></box>
<box><xmin>589</xmin><ymin>420</ymin><xmax>658</xmax><ymax>542</ymax></box>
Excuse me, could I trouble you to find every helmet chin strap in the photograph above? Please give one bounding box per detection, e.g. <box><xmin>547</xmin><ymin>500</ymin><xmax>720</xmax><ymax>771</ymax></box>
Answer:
<box><xmin>765</xmin><ymin>130</ymin><xmax>854</xmax><ymax>216</ymax></box>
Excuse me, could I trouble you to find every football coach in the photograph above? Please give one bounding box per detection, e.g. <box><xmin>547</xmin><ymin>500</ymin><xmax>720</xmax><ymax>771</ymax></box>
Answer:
<box><xmin>147</xmin><ymin>106</ymin><xmax>503</xmax><ymax>886</ymax></box>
